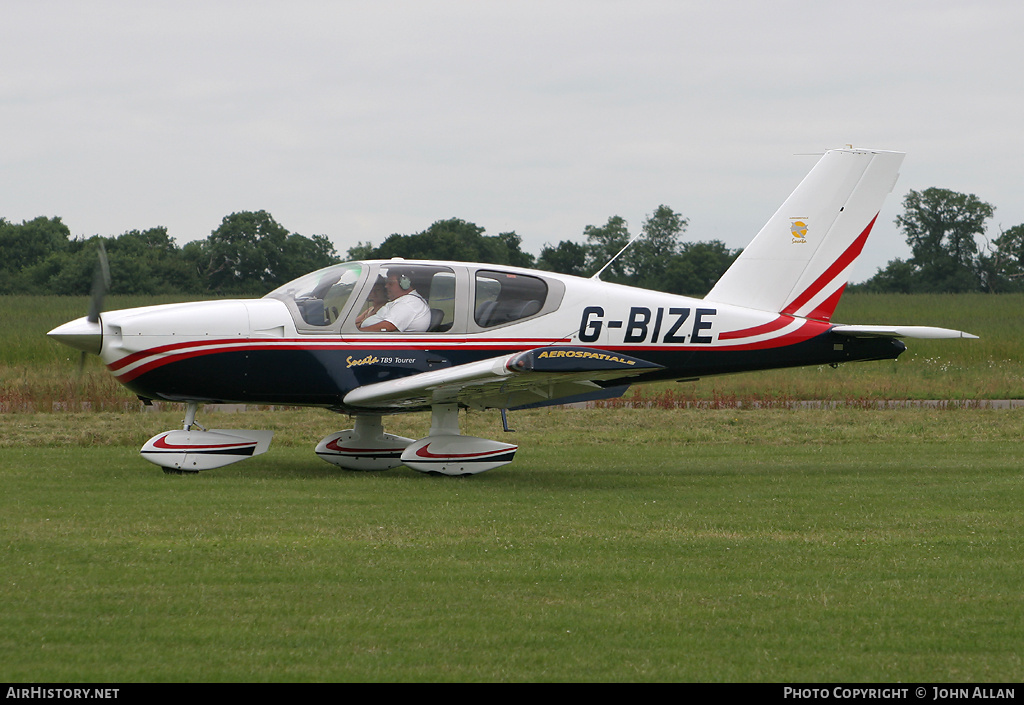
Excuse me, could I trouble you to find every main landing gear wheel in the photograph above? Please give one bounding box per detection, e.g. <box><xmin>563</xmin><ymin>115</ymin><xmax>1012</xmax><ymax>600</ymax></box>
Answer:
<box><xmin>315</xmin><ymin>406</ymin><xmax>518</xmax><ymax>476</ymax></box>
<box><xmin>400</xmin><ymin>405</ymin><xmax>518</xmax><ymax>476</ymax></box>
<box><xmin>315</xmin><ymin>415</ymin><xmax>414</xmax><ymax>471</ymax></box>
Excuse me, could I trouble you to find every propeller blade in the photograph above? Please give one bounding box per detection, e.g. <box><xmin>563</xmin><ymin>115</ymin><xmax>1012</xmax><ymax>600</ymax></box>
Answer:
<box><xmin>86</xmin><ymin>241</ymin><xmax>110</xmax><ymax>324</ymax></box>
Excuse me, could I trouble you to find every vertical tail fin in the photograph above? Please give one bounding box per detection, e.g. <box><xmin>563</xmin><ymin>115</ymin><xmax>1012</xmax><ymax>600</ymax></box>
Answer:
<box><xmin>705</xmin><ymin>147</ymin><xmax>904</xmax><ymax>320</ymax></box>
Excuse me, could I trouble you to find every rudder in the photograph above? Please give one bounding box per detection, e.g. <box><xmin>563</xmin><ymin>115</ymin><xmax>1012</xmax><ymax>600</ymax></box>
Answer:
<box><xmin>705</xmin><ymin>147</ymin><xmax>904</xmax><ymax>320</ymax></box>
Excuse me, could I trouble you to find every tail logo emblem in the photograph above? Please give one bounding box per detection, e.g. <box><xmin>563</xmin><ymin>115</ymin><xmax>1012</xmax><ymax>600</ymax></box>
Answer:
<box><xmin>790</xmin><ymin>218</ymin><xmax>808</xmax><ymax>243</ymax></box>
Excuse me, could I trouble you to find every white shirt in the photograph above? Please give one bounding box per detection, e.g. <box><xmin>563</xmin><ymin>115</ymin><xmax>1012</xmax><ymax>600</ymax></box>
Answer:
<box><xmin>361</xmin><ymin>291</ymin><xmax>431</xmax><ymax>332</ymax></box>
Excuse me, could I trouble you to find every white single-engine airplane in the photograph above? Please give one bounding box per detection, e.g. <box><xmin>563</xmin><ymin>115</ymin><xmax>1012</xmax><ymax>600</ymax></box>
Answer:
<box><xmin>49</xmin><ymin>147</ymin><xmax>976</xmax><ymax>475</ymax></box>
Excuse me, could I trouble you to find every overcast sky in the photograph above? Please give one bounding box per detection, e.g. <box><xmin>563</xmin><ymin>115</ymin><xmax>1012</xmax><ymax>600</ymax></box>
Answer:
<box><xmin>4</xmin><ymin>0</ymin><xmax>1022</xmax><ymax>282</ymax></box>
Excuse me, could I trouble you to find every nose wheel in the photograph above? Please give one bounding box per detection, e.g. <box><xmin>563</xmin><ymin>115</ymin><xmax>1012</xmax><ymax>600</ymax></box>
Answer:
<box><xmin>141</xmin><ymin>402</ymin><xmax>274</xmax><ymax>473</ymax></box>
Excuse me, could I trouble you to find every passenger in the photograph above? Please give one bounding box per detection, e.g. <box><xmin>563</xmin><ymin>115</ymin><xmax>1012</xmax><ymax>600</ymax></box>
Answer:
<box><xmin>354</xmin><ymin>279</ymin><xmax>388</xmax><ymax>327</ymax></box>
<box><xmin>357</xmin><ymin>271</ymin><xmax>431</xmax><ymax>332</ymax></box>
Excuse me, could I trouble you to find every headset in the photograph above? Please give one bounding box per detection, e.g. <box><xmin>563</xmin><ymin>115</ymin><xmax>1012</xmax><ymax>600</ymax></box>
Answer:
<box><xmin>398</xmin><ymin>273</ymin><xmax>412</xmax><ymax>290</ymax></box>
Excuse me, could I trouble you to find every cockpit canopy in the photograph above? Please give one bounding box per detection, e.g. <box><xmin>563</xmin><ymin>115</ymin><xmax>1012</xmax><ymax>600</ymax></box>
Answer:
<box><xmin>264</xmin><ymin>260</ymin><xmax>563</xmax><ymax>334</ymax></box>
<box><xmin>265</xmin><ymin>261</ymin><xmax>364</xmax><ymax>327</ymax></box>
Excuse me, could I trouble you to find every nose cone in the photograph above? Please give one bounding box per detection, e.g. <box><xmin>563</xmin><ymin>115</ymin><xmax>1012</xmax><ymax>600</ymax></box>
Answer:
<box><xmin>48</xmin><ymin>316</ymin><xmax>103</xmax><ymax>355</ymax></box>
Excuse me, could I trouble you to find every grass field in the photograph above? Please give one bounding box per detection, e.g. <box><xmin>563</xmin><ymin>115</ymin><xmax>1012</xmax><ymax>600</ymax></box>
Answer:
<box><xmin>2</xmin><ymin>294</ymin><xmax>1023</xmax><ymax>682</ymax></box>
<box><xmin>2</xmin><ymin>407</ymin><xmax>1023</xmax><ymax>682</ymax></box>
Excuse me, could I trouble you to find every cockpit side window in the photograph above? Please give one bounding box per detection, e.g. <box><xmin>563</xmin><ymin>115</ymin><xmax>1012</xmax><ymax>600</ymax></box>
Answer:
<box><xmin>426</xmin><ymin>270</ymin><xmax>456</xmax><ymax>332</ymax></box>
<box><xmin>264</xmin><ymin>262</ymin><xmax>364</xmax><ymax>328</ymax></box>
<box><xmin>351</xmin><ymin>264</ymin><xmax>456</xmax><ymax>333</ymax></box>
<box><xmin>474</xmin><ymin>270</ymin><xmax>548</xmax><ymax>327</ymax></box>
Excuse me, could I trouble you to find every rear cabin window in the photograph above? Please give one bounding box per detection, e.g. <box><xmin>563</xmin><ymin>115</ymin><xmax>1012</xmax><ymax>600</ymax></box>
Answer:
<box><xmin>474</xmin><ymin>271</ymin><xmax>548</xmax><ymax>327</ymax></box>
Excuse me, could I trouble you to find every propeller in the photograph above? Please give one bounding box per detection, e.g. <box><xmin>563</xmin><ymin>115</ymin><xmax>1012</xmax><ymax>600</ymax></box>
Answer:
<box><xmin>87</xmin><ymin>240</ymin><xmax>111</xmax><ymax>325</ymax></box>
<box><xmin>47</xmin><ymin>240</ymin><xmax>112</xmax><ymax>371</ymax></box>
<box><xmin>78</xmin><ymin>241</ymin><xmax>110</xmax><ymax>373</ymax></box>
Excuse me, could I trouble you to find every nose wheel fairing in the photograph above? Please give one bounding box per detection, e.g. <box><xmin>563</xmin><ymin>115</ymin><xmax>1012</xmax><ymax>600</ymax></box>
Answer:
<box><xmin>141</xmin><ymin>428</ymin><xmax>275</xmax><ymax>472</ymax></box>
<box><xmin>140</xmin><ymin>402</ymin><xmax>274</xmax><ymax>472</ymax></box>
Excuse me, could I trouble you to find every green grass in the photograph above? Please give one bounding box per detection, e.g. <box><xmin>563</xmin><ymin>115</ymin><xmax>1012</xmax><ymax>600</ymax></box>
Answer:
<box><xmin>2</xmin><ymin>407</ymin><xmax>1023</xmax><ymax>682</ymax></box>
<box><xmin>3</xmin><ymin>293</ymin><xmax>1024</xmax><ymax>680</ymax></box>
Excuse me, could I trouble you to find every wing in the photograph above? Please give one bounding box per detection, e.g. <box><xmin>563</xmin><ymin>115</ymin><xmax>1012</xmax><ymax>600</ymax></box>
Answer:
<box><xmin>831</xmin><ymin>325</ymin><xmax>978</xmax><ymax>339</ymax></box>
<box><xmin>343</xmin><ymin>346</ymin><xmax>664</xmax><ymax>411</ymax></box>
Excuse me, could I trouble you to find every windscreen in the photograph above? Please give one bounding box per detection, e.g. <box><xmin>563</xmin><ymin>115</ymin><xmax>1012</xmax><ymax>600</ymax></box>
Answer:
<box><xmin>264</xmin><ymin>262</ymin><xmax>364</xmax><ymax>327</ymax></box>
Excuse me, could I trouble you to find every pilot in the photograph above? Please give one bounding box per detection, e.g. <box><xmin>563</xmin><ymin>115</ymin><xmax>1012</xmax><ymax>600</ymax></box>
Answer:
<box><xmin>354</xmin><ymin>279</ymin><xmax>388</xmax><ymax>327</ymax></box>
<box><xmin>357</xmin><ymin>271</ymin><xmax>431</xmax><ymax>332</ymax></box>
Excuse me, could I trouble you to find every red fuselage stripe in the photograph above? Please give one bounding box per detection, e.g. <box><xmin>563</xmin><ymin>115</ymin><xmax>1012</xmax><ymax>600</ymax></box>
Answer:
<box><xmin>717</xmin><ymin>314</ymin><xmax>792</xmax><ymax>341</ymax></box>
<box><xmin>107</xmin><ymin>336</ymin><xmax>567</xmax><ymax>371</ymax></box>
<box><xmin>108</xmin><ymin>320</ymin><xmax>834</xmax><ymax>383</ymax></box>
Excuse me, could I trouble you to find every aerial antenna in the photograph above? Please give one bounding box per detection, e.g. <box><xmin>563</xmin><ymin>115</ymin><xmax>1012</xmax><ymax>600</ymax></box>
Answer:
<box><xmin>590</xmin><ymin>231</ymin><xmax>643</xmax><ymax>280</ymax></box>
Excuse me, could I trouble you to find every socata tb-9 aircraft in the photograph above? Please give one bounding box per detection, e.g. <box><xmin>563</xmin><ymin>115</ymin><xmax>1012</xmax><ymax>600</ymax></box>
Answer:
<box><xmin>49</xmin><ymin>147</ymin><xmax>976</xmax><ymax>475</ymax></box>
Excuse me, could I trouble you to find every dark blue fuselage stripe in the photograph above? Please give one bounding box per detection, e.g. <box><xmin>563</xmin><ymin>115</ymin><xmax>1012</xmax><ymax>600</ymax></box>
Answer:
<box><xmin>122</xmin><ymin>335</ymin><xmax>905</xmax><ymax>408</ymax></box>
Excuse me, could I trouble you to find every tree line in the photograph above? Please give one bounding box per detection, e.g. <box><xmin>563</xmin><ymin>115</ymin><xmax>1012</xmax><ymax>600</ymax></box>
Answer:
<box><xmin>348</xmin><ymin>205</ymin><xmax>741</xmax><ymax>296</ymax></box>
<box><xmin>1</xmin><ymin>205</ymin><xmax>740</xmax><ymax>298</ymax></box>
<box><xmin>4</xmin><ymin>187</ymin><xmax>1020</xmax><ymax>298</ymax></box>
<box><xmin>0</xmin><ymin>211</ymin><xmax>338</xmax><ymax>297</ymax></box>
<box><xmin>853</xmin><ymin>187</ymin><xmax>1024</xmax><ymax>293</ymax></box>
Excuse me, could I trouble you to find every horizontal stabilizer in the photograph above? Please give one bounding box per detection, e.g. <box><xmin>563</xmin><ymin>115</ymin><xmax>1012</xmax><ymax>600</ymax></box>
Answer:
<box><xmin>831</xmin><ymin>325</ymin><xmax>978</xmax><ymax>339</ymax></box>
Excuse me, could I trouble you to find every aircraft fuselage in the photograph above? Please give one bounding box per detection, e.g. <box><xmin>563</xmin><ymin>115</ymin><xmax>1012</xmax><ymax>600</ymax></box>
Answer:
<box><xmin>87</xmin><ymin>266</ymin><xmax>905</xmax><ymax>411</ymax></box>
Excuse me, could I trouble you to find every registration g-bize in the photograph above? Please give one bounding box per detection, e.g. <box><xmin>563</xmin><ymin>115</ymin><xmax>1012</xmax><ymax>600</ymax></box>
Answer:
<box><xmin>48</xmin><ymin>147</ymin><xmax>976</xmax><ymax>475</ymax></box>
